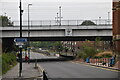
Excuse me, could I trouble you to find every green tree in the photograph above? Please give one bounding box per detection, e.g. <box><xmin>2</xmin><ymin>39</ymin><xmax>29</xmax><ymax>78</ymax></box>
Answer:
<box><xmin>95</xmin><ymin>37</ymin><xmax>102</xmax><ymax>50</ymax></box>
<box><xmin>30</xmin><ymin>41</ymin><xmax>64</xmax><ymax>54</ymax></box>
<box><xmin>81</xmin><ymin>20</ymin><xmax>96</xmax><ymax>26</ymax></box>
<box><xmin>30</xmin><ymin>41</ymin><xmax>57</xmax><ymax>49</ymax></box>
<box><xmin>77</xmin><ymin>40</ymin><xmax>98</xmax><ymax>60</ymax></box>
<box><xmin>53</xmin><ymin>41</ymin><xmax>64</xmax><ymax>53</ymax></box>
<box><xmin>0</xmin><ymin>16</ymin><xmax>13</xmax><ymax>27</ymax></box>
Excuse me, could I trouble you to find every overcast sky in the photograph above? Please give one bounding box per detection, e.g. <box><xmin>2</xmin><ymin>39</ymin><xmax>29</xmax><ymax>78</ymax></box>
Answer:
<box><xmin>1</xmin><ymin>0</ymin><xmax>111</xmax><ymax>2</ymax></box>
<box><xmin>0</xmin><ymin>0</ymin><xmax>112</xmax><ymax>21</ymax></box>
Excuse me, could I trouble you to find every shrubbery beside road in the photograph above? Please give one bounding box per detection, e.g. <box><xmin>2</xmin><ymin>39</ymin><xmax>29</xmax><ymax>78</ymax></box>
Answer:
<box><xmin>2</xmin><ymin>53</ymin><xmax>17</xmax><ymax>74</ymax></box>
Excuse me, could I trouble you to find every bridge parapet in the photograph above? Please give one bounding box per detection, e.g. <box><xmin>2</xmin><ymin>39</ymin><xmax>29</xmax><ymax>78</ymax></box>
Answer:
<box><xmin>1</xmin><ymin>25</ymin><xmax>112</xmax><ymax>31</ymax></box>
<box><xmin>9</xmin><ymin>19</ymin><xmax>112</xmax><ymax>27</ymax></box>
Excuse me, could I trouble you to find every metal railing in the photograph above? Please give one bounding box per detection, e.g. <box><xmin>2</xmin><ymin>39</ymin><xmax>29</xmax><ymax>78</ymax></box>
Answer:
<box><xmin>7</xmin><ymin>19</ymin><xmax>112</xmax><ymax>27</ymax></box>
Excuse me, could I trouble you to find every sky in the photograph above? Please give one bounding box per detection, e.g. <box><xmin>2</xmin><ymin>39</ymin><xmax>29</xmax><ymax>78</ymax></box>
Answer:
<box><xmin>0</xmin><ymin>0</ymin><xmax>111</xmax><ymax>2</ymax></box>
<box><xmin>0</xmin><ymin>0</ymin><xmax>112</xmax><ymax>21</ymax></box>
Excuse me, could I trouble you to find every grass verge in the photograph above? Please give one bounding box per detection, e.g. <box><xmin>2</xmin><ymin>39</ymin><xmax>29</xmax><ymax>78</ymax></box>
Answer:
<box><xmin>1</xmin><ymin>53</ymin><xmax>17</xmax><ymax>75</ymax></box>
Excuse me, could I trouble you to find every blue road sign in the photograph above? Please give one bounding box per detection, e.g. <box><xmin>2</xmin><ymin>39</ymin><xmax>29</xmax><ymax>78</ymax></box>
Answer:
<box><xmin>14</xmin><ymin>38</ymin><xmax>27</xmax><ymax>42</ymax></box>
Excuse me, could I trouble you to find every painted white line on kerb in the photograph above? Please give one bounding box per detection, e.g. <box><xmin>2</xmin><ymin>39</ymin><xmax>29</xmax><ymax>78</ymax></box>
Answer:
<box><xmin>71</xmin><ymin>61</ymin><xmax>120</xmax><ymax>72</ymax></box>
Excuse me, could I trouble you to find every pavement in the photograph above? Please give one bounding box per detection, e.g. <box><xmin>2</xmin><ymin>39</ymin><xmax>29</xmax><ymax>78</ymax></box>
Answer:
<box><xmin>73</xmin><ymin>61</ymin><xmax>120</xmax><ymax>71</ymax></box>
<box><xmin>2</xmin><ymin>63</ymin><xmax>42</xmax><ymax>80</ymax></box>
<box><xmin>0</xmin><ymin>76</ymin><xmax>2</xmax><ymax>80</ymax></box>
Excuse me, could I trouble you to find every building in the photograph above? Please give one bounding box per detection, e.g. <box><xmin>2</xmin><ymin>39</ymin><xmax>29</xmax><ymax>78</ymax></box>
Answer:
<box><xmin>113</xmin><ymin>0</ymin><xmax>120</xmax><ymax>60</ymax></box>
<box><xmin>61</xmin><ymin>40</ymin><xmax>111</xmax><ymax>55</ymax></box>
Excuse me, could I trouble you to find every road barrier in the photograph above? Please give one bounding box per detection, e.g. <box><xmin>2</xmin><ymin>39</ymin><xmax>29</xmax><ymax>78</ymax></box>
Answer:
<box><xmin>37</xmin><ymin>64</ymin><xmax>48</xmax><ymax>80</ymax></box>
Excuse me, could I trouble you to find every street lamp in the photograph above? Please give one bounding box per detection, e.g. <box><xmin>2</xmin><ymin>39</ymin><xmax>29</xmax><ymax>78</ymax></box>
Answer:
<box><xmin>28</xmin><ymin>4</ymin><xmax>32</xmax><ymax>61</ymax></box>
<box><xmin>59</xmin><ymin>6</ymin><xmax>61</xmax><ymax>26</ymax></box>
<box><xmin>58</xmin><ymin>6</ymin><xmax>63</xmax><ymax>26</ymax></box>
<box><xmin>55</xmin><ymin>13</ymin><xmax>59</xmax><ymax>26</ymax></box>
<box><xmin>99</xmin><ymin>17</ymin><xmax>101</xmax><ymax>25</ymax></box>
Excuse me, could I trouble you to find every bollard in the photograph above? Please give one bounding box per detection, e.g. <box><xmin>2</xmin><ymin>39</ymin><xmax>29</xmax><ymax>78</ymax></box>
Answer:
<box><xmin>108</xmin><ymin>58</ymin><xmax>109</xmax><ymax>67</ymax></box>
<box><xmin>98</xmin><ymin>59</ymin><xmax>99</xmax><ymax>65</ymax></box>
<box><xmin>96</xmin><ymin>59</ymin><xmax>97</xmax><ymax>65</ymax></box>
<box><xmin>43</xmin><ymin>71</ymin><xmax>48</xmax><ymax>80</ymax></box>
<box><xmin>35</xmin><ymin>59</ymin><xmax>37</xmax><ymax>69</ymax></box>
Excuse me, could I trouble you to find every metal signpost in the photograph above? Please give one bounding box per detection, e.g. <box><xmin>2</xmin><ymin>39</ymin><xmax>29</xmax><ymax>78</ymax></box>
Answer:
<box><xmin>18</xmin><ymin>0</ymin><xmax>24</xmax><ymax>77</ymax></box>
<box><xmin>14</xmin><ymin>38</ymin><xmax>27</xmax><ymax>77</ymax></box>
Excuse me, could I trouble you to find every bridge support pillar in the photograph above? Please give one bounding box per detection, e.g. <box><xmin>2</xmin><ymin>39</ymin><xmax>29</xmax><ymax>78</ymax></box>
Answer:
<box><xmin>2</xmin><ymin>38</ymin><xmax>14</xmax><ymax>53</ymax></box>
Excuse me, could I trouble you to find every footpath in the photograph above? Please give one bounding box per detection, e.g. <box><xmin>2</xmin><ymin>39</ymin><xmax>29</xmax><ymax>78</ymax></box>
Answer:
<box><xmin>2</xmin><ymin>63</ymin><xmax>42</xmax><ymax>80</ymax></box>
<box><xmin>74</xmin><ymin>60</ymin><xmax>120</xmax><ymax>71</ymax></box>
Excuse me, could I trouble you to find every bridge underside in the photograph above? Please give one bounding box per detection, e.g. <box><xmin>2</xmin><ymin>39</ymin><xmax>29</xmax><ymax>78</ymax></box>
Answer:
<box><xmin>29</xmin><ymin>36</ymin><xmax>112</xmax><ymax>41</ymax></box>
<box><xmin>2</xmin><ymin>36</ymin><xmax>112</xmax><ymax>52</ymax></box>
<box><xmin>3</xmin><ymin>36</ymin><xmax>112</xmax><ymax>41</ymax></box>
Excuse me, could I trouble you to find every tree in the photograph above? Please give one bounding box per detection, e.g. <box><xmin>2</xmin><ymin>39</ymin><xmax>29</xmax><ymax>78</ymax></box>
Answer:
<box><xmin>30</xmin><ymin>41</ymin><xmax>55</xmax><ymax>49</ymax></box>
<box><xmin>0</xmin><ymin>16</ymin><xmax>13</xmax><ymax>27</ymax></box>
<box><xmin>77</xmin><ymin>40</ymin><xmax>98</xmax><ymax>60</ymax></box>
<box><xmin>81</xmin><ymin>20</ymin><xmax>96</xmax><ymax>26</ymax></box>
<box><xmin>53</xmin><ymin>41</ymin><xmax>63</xmax><ymax>53</ymax></box>
<box><xmin>95</xmin><ymin>37</ymin><xmax>102</xmax><ymax>50</ymax></box>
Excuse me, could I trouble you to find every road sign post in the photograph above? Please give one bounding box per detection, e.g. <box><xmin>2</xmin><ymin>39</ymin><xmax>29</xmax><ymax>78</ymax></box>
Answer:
<box><xmin>19</xmin><ymin>0</ymin><xmax>23</xmax><ymax>77</ymax></box>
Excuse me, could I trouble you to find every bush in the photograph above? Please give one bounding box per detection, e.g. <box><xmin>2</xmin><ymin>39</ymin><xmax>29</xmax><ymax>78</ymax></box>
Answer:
<box><xmin>77</xmin><ymin>51</ymin><xmax>87</xmax><ymax>60</ymax></box>
<box><xmin>2</xmin><ymin>53</ymin><xmax>17</xmax><ymax>74</ymax></box>
<box><xmin>101</xmin><ymin>54</ymin><xmax>112</xmax><ymax>58</ymax></box>
<box><xmin>93</xmin><ymin>54</ymin><xmax>112</xmax><ymax>59</ymax></box>
<box><xmin>93</xmin><ymin>56</ymin><xmax>102</xmax><ymax>59</ymax></box>
<box><xmin>81</xmin><ymin>20</ymin><xmax>96</xmax><ymax>26</ymax></box>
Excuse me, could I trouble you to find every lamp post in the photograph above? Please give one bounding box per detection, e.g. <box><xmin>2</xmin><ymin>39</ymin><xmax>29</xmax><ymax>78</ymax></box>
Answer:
<box><xmin>108</xmin><ymin>12</ymin><xmax>110</xmax><ymax>25</ymax></box>
<box><xmin>99</xmin><ymin>17</ymin><xmax>101</xmax><ymax>25</ymax></box>
<box><xmin>28</xmin><ymin>4</ymin><xmax>32</xmax><ymax>61</ymax></box>
<box><xmin>58</xmin><ymin>6</ymin><xmax>63</xmax><ymax>26</ymax></box>
<box><xmin>59</xmin><ymin>6</ymin><xmax>61</xmax><ymax>26</ymax></box>
<box><xmin>57</xmin><ymin>13</ymin><xmax>58</xmax><ymax>26</ymax></box>
<box><xmin>55</xmin><ymin>13</ymin><xmax>59</xmax><ymax>26</ymax></box>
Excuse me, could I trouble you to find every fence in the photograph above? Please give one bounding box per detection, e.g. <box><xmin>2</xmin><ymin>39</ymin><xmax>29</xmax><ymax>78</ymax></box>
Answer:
<box><xmin>79</xmin><ymin>58</ymin><xmax>114</xmax><ymax>67</ymax></box>
<box><xmin>89</xmin><ymin>58</ymin><xmax>111</xmax><ymax>67</ymax></box>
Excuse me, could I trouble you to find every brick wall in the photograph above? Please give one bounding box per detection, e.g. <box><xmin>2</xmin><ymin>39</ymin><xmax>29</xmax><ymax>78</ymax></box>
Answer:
<box><xmin>113</xmin><ymin>0</ymin><xmax>120</xmax><ymax>55</ymax></box>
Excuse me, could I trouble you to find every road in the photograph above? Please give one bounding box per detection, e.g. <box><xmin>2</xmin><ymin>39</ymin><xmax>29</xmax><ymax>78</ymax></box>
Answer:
<box><xmin>31</xmin><ymin>52</ymin><xmax>119</xmax><ymax>79</ymax></box>
<box><xmin>39</xmin><ymin>62</ymin><xmax>119</xmax><ymax>79</ymax></box>
<box><xmin>30</xmin><ymin>51</ymin><xmax>58</xmax><ymax>59</ymax></box>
